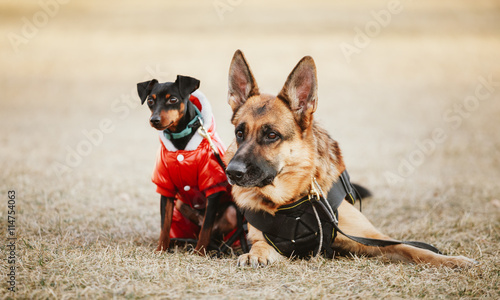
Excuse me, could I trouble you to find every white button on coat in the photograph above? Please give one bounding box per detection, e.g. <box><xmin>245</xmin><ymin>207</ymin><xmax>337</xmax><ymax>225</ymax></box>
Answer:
<box><xmin>184</xmin><ymin>186</ymin><xmax>190</xmax><ymax>191</ymax></box>
<box><xmin>177</xmin><ymin>154</ymin><xmax>184</xmax><ymax>162</ymax></box>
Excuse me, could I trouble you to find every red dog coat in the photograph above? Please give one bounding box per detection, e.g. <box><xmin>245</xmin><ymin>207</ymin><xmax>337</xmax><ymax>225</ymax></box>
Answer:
<box><xmin>151</xmin><ymin>90</ymin><xmax>232</xmax><ymax>239</ymax></box>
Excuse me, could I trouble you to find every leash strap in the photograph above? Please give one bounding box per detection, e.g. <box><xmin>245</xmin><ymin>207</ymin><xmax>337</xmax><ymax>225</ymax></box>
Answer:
<box><xmin>311</xmin><ymin>196</ymin><xmax>442</xmax><ymax>254</ymax></box>
<box><xmin>331</xmin><ymin>220</ymin><xmax>442</xmax><ymax>254</ymax></box>
<box><xmin>312</xmin><ymin>172</ymin><xmax>443</xmax><ymax>254</ymax></box>
<box><xmin>197</xmin><ymin>117</ymin><xmax>226</xmax><ymax>170</ymax></box>
<box><xmin>313</xmin><ymin>171</ymin><xmax>442</xmax><ymax>254</ymax></box>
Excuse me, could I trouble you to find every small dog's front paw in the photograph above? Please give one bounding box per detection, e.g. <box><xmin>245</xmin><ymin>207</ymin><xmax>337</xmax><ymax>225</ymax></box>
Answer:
<box><xmin>237</xmin><ymin>253</ymin><xmax>270</xmax><ymax>268</ymax></box>
<box><xmin>155</xmin><ymin>231</ymin><xmax>172</xmax><ymax>252</ymax></box>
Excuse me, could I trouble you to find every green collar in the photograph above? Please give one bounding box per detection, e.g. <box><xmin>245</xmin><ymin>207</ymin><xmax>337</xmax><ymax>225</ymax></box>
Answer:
<box><xmin>163</xmin><ymin>105</ymin><xmax>202</xmax><ymax>140</ymax></box>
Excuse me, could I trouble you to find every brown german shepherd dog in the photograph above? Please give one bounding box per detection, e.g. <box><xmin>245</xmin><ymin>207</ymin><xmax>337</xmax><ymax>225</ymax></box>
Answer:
<box><xmin>224</xmin><ymin>50</ymin><xmax>476</xmax><ymax>268</ymax></box>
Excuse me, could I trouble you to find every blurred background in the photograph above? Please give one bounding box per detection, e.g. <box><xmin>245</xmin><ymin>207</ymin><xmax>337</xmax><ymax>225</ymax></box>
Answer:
<box><xmin>1</xmin><ymin>1</ymin><xmax>499</xmax><ymax>297</ymax></box>
<box><xmin>1</xmin><ymin>0</ymin><xmax>499</xmax><ymax>224</ymax></box>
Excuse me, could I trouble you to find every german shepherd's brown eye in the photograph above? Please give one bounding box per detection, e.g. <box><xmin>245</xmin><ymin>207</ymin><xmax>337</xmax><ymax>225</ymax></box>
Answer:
<box><xmin>167</xmin><ymin>97</ymin><xmax>179</xmax><ymax>104</ymax></box>
<box><xmin>266</xmin><ymin>132</ymin><xmax>279</xmax><ymax>140</ymax></box>
<box><xmin>236</xmin><ymin>130</ymin><xmax>244</xmax><ymax>139</ymax></box>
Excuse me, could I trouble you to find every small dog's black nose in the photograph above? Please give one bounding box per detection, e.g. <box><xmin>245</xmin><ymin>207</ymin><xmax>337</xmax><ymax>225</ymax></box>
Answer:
<box><xmin>150</xmin><ymin>116</ymin><xmax>161</xmax><ymax>125</ymax></box>
<box><xmin>226</xmin><ymin>161</ymin><xmax>247</xmax><ymax>182</ymax></box>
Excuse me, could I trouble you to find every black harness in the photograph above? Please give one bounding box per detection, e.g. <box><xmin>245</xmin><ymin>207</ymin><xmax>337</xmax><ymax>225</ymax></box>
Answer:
<box><xmin>244</xmin><ymin>170</ymin><xmax>442</xmax><ymax>258</ymax></box>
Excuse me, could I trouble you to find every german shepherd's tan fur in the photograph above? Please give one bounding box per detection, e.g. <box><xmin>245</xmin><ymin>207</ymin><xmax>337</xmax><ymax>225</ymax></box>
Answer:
<box><xmin>224</xmin><ymin>50</ymin><xmax>476</xmax><ymax>268</ymax></box>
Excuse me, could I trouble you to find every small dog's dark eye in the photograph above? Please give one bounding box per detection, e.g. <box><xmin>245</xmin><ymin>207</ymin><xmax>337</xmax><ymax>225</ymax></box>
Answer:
<box><xmin>168</xmin><ymin>97</ymin><xmax>179</xmax><ymax>104</ymax></box>
<box><xmin>147</xmin><ymin>98</ymin><xmax>154</xmax><ymax>106</ymax></box>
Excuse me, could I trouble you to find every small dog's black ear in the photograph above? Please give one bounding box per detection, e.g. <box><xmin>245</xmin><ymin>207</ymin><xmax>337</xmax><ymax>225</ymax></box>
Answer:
<box><xmin>137</xmin><ymin>79</ymin><xmax>158</xmax><ymax>105</ymax></box>
<box><xmin>175</xmin><ymin>75</ymin><xmax>200</xmax><ymax>99</ymax></box>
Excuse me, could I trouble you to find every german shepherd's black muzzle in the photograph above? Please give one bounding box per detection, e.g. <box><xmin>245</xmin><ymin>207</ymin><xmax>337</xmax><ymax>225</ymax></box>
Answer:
<box><xmin>226</xmin><ymin>154</ymin><xmax>277</xmax><ymax>188</ymax></box>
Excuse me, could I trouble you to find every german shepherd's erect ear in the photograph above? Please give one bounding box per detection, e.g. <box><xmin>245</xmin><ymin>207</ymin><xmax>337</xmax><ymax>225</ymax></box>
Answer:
<box><xmin>228</xmin><ymin>50</ymin><xmax>260</xmax><ymax>112</ymax></box>
<box><xmin>278</xmin><ymin>56</ymin><xmax>318</xmax><ymax>131</ymax></box>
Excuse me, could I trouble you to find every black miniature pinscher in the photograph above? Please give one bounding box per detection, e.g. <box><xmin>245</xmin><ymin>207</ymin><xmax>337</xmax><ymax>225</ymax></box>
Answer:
<box><xmin>139</xmin><ymin>76</ymin><xmax>201</xmax><ymax>150</ymax></box>
<box><xmin>137</xmin><ymin>75</ymin><xmax>237</xmax><ymax>255</ymax></box>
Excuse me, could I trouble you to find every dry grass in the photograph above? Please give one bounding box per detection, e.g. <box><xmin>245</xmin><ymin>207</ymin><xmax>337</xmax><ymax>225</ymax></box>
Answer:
<box><xmin>1</xmin><ymin>0</ymin><xmax>499</xmax><ymax>298</ymax></box>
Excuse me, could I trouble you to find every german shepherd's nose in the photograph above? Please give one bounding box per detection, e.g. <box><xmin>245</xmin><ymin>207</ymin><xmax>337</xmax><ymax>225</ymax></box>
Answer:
<box><xmin>225</xmin><ymin>160</ymin><xmax>246</xmax><ymax>183</ymax></box>
<box><xmin>226</xmin><ymin>157</ymin><xmax>277</xmax><ymax>188</ymax></box>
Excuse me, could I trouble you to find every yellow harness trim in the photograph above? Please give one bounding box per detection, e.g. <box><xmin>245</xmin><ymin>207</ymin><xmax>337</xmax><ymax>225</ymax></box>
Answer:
<box><xmin>277</xmin><ymin>199</ymin><xmax>310</xmax><ymax>211</ymax></box>
<box><xmin>264</xmin><ymin>234</ymin><xmax>283</xmax><ymax>255</ymax></box>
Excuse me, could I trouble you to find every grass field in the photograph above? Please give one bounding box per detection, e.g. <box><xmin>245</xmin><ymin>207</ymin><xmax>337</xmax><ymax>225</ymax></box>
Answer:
<box><xmin>1</xmin><ymin>0</ymin><xmax>499</xmax><ymax>298</ymax></box>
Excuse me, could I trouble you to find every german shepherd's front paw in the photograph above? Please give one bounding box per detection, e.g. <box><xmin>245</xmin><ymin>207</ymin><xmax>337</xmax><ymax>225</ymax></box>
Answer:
<box><xmin>237</xmin><ymin>253</ymin><xmax>270</xmax><ymax>268</ymax></box>
<box><xmin>237</xmin><ymin>241</ymin><xmax>282</xmax><ymax>268</ymax></box>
